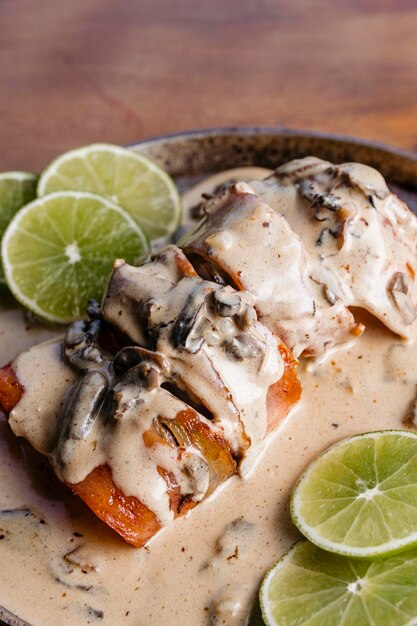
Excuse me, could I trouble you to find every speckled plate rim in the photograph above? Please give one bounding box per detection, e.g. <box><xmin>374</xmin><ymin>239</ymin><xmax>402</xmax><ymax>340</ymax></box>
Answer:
<box><xmin>131</xmin><ymin>126</ymin><xmax>417</xmax><ymax>191</ymax></box>
<box><xmin>135</xmin><ymin>125</ymin><xmax>417</xmax><ymax>161</ymax></box>
<box><xmin>2</xmin><ymin>126</ymin><xmax>417</xmax><ymax>626</ymax></box>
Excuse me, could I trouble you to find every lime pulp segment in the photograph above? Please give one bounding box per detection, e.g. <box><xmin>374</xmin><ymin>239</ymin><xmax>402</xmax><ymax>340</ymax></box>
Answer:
<box><xmin>291</xmin><ymin>430</ymin><xmax>417</xmax><ymax>558</ymax></box>
<box><xmin>0</xmin><ymin>172</ymin><xmax>38</xmax><ymax>284</ymax></box>
<box><xmin>37</xmin><ymin>144</ymin><xmax>182</xmax><ymax>241</ymax></box>
<box><xmin>1</xmin><ymin>191</ymin><xmax>149</xmax><ymax>323</ymax></box>
<box><xmin>260</xmin><ymin>540</ymin><xmax>417</xmax><ymax>626</ymax></box>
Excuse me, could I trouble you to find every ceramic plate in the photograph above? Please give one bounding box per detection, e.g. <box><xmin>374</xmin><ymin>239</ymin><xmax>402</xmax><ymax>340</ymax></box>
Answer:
<box><xmin>1</xmin><ymin>127</ymin><xmax>417</xmax><ymax>626</ymax></box>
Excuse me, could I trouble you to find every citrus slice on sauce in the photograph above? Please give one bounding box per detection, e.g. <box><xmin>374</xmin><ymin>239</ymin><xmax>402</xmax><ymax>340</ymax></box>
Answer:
<box><xmin>260</xmin><ymin>540</ymin><xmax>417</xmax><ymax>626</ymax></box>
<box><xmin>37</xmin><ymin>144</ymin><xmax>181</xmax><ymax>241</ymax></box>
<box><xmin>291</xmin><ymin>430</ymin><xmax>417</xmax><ymax>558</ymax></box>
<box><xmin>1</xmin><ymin>191</ymin><xmax>148</xmax><ymax>323</ymax></box>
<box><xmin>0</xmin><ymin>172</ymin><xmax>38</xmax><ymax>285</ymax></box>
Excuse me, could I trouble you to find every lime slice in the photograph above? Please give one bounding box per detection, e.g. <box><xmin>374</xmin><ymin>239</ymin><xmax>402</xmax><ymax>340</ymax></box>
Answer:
<box><xmin>260</xmin><ymin>540</ymin><xmax>417</xmax><ymax>626</ymax></box>
<box><xmin>291</xmin><ymin>430</ymin><xmax>417</xmax><ymax>558</ymax></box>
<box><xmin>0</xmin><ymin>172</ymin><xmax>38</xmax><ymax>285</ymax></box>
<box><xmin>37</xmin><ymin>144</ymin><xmax>181</xmax><ymax>241</ymax></box>
<box><xmin>2</xmin><ymin>191</ymin><xmax>149</xmax><ymax>323</ymax></box>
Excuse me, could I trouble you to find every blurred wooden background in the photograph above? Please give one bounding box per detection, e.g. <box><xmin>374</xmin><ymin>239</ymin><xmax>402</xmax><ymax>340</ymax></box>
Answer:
<box><xmin>1</xmin><ymin>0</ymin><xmax>417</xmax><ymax>171</ymax></box>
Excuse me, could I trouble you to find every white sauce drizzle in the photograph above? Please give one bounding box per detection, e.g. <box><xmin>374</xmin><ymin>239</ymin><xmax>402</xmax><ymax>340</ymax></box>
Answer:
<box><xmin>9</xmin><ymin>249</ymin><xmax>284</xmax><ymax>527</ymax></box>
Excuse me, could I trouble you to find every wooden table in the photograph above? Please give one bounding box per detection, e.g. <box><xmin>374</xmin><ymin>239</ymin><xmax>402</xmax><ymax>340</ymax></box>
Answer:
<box><xmin>1</xmin><ymin>0</ymin><xmax>417</xmax><ymax>171</ymax></box>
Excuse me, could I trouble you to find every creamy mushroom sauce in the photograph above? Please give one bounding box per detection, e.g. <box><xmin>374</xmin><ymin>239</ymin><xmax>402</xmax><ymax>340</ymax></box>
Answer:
<box><xmin>101</xmin><ymin>247</ymin><xmax>283</xmax><ymax>476</ymax></box>
<box><xmin>183</xmin><ymin>158</ymin><xmax>417</xmax><ymax>356</ymax></box>
<box><xmin>251</xmin><ymin>158</ymin><xmax>417</xmax><ymax>336</ymax></box>
<box><xmin>183</xmin><ymin>183</ymin><xmax>357</xmax><ymax>357</ymax></box>
<box><xmin>1</xmin><ymin>165</ymin><xmax>417</xmax><ymax>626</ymax></box>
<box><xmin>9</xmin><ymin>250</ymin><xmax>283</xmax><ymax>527</ymax></box>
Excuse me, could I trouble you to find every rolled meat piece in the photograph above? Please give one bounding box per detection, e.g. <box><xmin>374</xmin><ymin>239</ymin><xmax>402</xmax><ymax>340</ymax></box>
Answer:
<box><xmin>250</xmin><ymin>157</ymin><xmax>417</xmax><ymax>338</ymax></box>
<box><xmin>0</xmin><ymin>341</ymin><xmax>237</xmax><ymax>547</ymax></box>
<box><xmin>182</xmin><ymin>158</ymin><xmax>417</xmax><ymax>355</ymax></box>
<box><xmin>0</xmin><ymin>247</ymin><xmax>301</xmax><ymax>547</ymax></box>
<box><xmin>182</xmin><ymin>183</ymin><xmax>358</xmax><ymax>357</ymax></box>
<box><xmin>102</xmin><ymin>246</ymin><xmax>299</xmax><ymax>463</ymax></box>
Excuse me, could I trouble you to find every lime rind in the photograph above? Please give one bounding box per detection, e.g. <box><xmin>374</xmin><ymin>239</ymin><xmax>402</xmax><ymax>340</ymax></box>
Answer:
<box><xmin>37</xmin><ymin>143</ymin><xmax>182</xmax><ymax>240</ymax></box>
<box><xmin>259</xmin><ymin>541</ymin><xmax>303</xmax><ymax>626</ymax></box>
<box><xmin>291</xmin><ymin>430</ymin><xmax>417</xmax><ymax>559</ymax></box>
<box><xmin>1</xmin><ymin>191</ymin><xmax>149</xmax><ymax>323</ymax></box>
<box><xmin>0</xmin><ymin>172</ymin><xmax>37</xmax><ymax>182</ymax></box>
<box><xmin>0</xmin><ymin>172</ymin><xmax>38</xmax><ymax>285</ymax></box>
<box><xmin>260</xmin><ymin>540</ymin><xmax>417</xmax><ymax>626</ymax></box>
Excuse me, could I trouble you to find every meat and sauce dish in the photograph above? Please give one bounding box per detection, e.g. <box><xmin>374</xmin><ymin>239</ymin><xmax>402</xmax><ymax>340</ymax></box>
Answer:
<box><xmin>1</xmin><ymin>156</ymin><xmax>417</xmax><ymax>626</ymax></box>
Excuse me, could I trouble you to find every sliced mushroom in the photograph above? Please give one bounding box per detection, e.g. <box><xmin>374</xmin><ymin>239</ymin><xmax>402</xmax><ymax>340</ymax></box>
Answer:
<box><xmin>171</xmin><ymin>287</ymin><xmax>209</xmax><ymax>353</ymax></box>
<box><xmin>388</xmin><ymin>272</ymin><xmax>417</xmax><ymax>325</ymax></box>
<box><xmin>110</xmin><ymin>349</ymin><xmax>173</xmax><ymax>421</ymax></box>
<box><xmin>211</xmin><ymin>288</ymin><xmax>243</xmax><ymax>318</ymax></box>
<box><xmin>64</xmin><ymin>300</ymin><xmax>105</xmax><ymax>371</ymax></box>
<box><xmin>298</xmin><ymin>179</ymin><xmax>340</xmax><ymax>213</ymax></box>
<box><xmin>323</xmin><ymin>285</ymin><xmax>337</xmax><ymax>306</ymax></box>
<box><xmin>56</xmin><ymin>370</ymin><xmax>109</xmax><ymax>447</ymax></box>
<box><xmin>179</xmin><ymin>450</ymin><xmax>210</xmax><ymax>502</ymax></box>
<box><xmin>114</xmin><ymin>363</ymin><xmax>160</xmax><ymax>391</ymax></box>
<box><xmin>113</xmin><ymin>346</ymin><xmax>169</xmax><ymax>377</ymax></box>
<box><xmin>223</xmin><ymin>334</ymin><xmax>263</xmax><ymax>361</ymax></box>
<box><xmin>235</xmin><ymin>303</ymin><xmax>257</xmax><ymax>332</ymax></box>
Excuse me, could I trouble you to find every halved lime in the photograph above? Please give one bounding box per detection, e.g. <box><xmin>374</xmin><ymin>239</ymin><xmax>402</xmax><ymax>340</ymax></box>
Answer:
<box><xmin>291</xmin><ymin>430</ymin><xmax>417</xmax><ymax>558</ymax></box>
<box><xmin>260</xmin><ymin>540</ymin><xmax>417</xmax><ymax>626</ymax></box>
<box><xmin>1</xmin><ymin>191</ymin><xmax>148</xmax><ymax>323</ymax></box>
<box><xmin>0</xmin><ymin>172</ymin><xmax>38</xmax><ymax>285</ymax></box>
<box><xmin>37</xmin><ymin>144</ymin><xmax>181</xmax><ymax>241</ymax></box>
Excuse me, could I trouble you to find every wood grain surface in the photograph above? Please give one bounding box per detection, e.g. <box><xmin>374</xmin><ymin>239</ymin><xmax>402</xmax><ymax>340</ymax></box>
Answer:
<box><xmin>1</xmin><ymin>0</ymin><xmax>417</xmax><ymax>171</ymax></box>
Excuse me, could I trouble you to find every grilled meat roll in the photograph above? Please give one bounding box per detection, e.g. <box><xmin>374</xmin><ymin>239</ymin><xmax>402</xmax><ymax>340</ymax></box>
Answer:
<box><xmin>182</xmin><ymin>159</ymin><xmax>417</xmax><ymax>356</ymax></box>
<box><xmin>0</xmin><ymin>247</ymin><xmax>300</xmax><ymax>547</ymax></box>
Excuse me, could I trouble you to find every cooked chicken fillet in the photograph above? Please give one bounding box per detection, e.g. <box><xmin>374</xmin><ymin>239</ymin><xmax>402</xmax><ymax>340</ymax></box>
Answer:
<box><xmin>0</xmin><ymin>247</ymin><xmax>300</xmax><ymax>547</ymax></box>
<box><xmin>182</xmin><ymin>159</ymin><xmax>417</xmax><ymax>356</ymax></box>
<box><xmin>182</xmin><ymin>183</ymin><xmax>357</xmax><ymax>357</ymax></box>
<box><xmin>250</xmin><ymin>157</ymin><xmax>417</xmax><ymax>338</ymax></box>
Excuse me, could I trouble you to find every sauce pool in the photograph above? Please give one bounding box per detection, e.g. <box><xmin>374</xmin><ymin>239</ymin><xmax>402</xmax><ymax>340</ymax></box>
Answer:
<box><xmin>1</xmin><ymin>303</ymin><xmax>417</xmax><ymax>626</ymax></box>
<box><xmin>1</xmin><ymin>164</ymin><xmax>417</xmax><ymax>626</ymax></box>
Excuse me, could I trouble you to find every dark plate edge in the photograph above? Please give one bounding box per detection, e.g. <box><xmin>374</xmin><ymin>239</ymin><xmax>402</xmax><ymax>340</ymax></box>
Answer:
<box><xmin>133</xmin><ymin>125</ymin><xmax>416</xmax><ymax>160</ymax></box>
